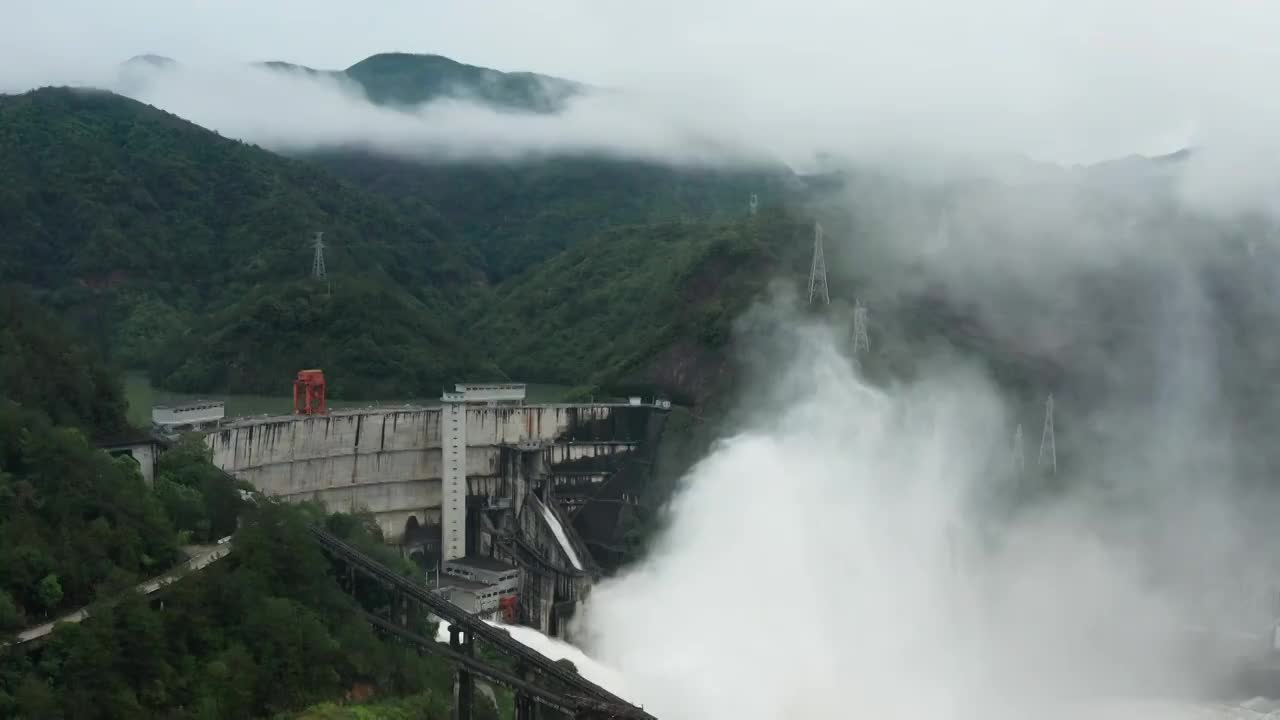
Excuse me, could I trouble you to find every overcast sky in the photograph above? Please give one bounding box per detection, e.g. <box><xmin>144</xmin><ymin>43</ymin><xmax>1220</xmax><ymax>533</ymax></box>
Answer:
<box><xmin>8</xmin><ymin>1</ymin><xmax>1280</xmax><ymax>166</ymax></box>
<box><xmin>7</xmin><ymin>1</ymin><xmax>650</xmax><ymax>79</ymax></box>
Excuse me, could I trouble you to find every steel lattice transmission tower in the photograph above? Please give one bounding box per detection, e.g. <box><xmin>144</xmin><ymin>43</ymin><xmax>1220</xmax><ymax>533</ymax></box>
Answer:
<box><xmin>808</xmin><ymin>222</ymin><xmax>830</xmax><ymax>305</ymax></box>
<box><xmin>749</xmin><ymin>193</ymin><xmax>759</xmax><ymax>216</ymax></box>
<box><xmin>852</xmin><ymin>298</ymin><xmax>870</xmax><ymax>356</ymax></box>
<box><xmin>311</xmin><ymin>231</ymin><xmax>327</xmax><ymax>280</ymax></box>
<box><xmin>1011</xmin><ymin>423</ymin><xmax>1025</xmax><ymax>472</ymax></box>
<box><xmin>1038</xmin><ymin>394</ymin><xmax>1056</xmax><ymax>474</ymax></box>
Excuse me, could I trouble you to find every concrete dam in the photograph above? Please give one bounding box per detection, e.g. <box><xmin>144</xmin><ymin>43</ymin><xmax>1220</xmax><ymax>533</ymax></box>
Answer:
<box><xmin>205</xmin><ymin>383</ymin><xmax>669</xmax><ymax>635</ymax></box>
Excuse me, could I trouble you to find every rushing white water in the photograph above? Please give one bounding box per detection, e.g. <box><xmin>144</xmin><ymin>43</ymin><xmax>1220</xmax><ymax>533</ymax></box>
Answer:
<box><xmin>457</xmin><ymin>622</ymin><xmax>1280</xmax><ymax>720</ymax></box>
<box><xmin>556</xmin><ymin>319</ymin><xmax>1272</xmax><ymax>720</ymax></box>
<box><xmin>534</xmin><ymin>496</ymin><xmax>584</xmax><ymax>571</ymax></box>
<box><xmin>434</xmin><ymin>619</ymin><xmax>631</xmax><ymax>699</ymax></box>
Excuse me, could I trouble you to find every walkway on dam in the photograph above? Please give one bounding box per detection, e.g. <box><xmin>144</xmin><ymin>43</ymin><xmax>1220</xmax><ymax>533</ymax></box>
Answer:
<box><xmin>214</xmin><ymin>398</ymin><xmax>667</xmax><ymax>429</ymax></box>
<box><xmin>6</xmin><ymin>538</ymin><xmax>233</xmax><ymax>646</ymax></box>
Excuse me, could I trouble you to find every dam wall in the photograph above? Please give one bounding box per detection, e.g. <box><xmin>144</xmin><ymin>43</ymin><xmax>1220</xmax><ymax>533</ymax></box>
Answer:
<box><xmin>206</xmin><ymin>404</ymin><xmax>652</xmax><ymax>541</ymax></box>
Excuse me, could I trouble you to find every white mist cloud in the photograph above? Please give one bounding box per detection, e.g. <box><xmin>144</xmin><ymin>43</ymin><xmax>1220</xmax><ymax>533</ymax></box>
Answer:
<box><xmin>8</xmin><ymin>0</ymin><xmax>1280</xmax><ymax>175</ymax></box>
<box><xmin>572</xmin><ymin>303</ymin><xmax>1276</xmax><ymax>719</ymax></box>
<box><xmin>79</xmin><ymin>61</ymin><xmax>763</xmax><ymax>167</ymax></box>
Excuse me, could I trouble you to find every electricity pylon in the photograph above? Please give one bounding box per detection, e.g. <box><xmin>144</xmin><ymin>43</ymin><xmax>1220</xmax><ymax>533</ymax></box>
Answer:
<box><xmin>808</xmin><ymin>222</ymin><xmax>829</xmax><ymax>305</ymax></box>
<box><xmin>852</xmin><ymin>298</ymin><xmax>870</xmax><ymax>356</ymax></box>
<box><xmin>1011</xmin><ymin>423</ymin><xmax>1025</xmax><ymax>472</ymax></box>
<box><xmin>311</xmin><ymin>231</ymin><xmax>327</xmax><ymax>280</ymax></box>
<box><xmin>1038</xmin><ymin>395</ymin><xmax>1056</xmax><ymax>475</ymax></box>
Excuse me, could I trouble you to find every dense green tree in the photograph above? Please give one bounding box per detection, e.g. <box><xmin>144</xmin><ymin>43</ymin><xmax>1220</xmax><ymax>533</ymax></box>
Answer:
<box><xmin>34</xmin><ymin>575</ymin><xmax>62</xmax><ymax>613</ymax></box>
<box><xmin>0</xmin><ymin>286</ymin><xmax>128</xmax><ymax>437</ymax></box>
<box><xmin>154</xmin><ymin>434</ymin><xmax>251</xmax><ymax>542</ymax></box>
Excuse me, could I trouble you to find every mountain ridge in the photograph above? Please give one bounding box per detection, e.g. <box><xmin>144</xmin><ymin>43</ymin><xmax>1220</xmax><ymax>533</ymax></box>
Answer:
<box><xmin>122</xmin><ymin>51</ymin><xmax>583</xmax><ymax>114</ymax></box>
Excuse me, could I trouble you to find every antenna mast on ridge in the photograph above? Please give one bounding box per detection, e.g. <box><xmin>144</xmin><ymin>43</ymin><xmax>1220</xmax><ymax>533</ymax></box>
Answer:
<box><xmin>808</xmin><ymin>222</ymin><xmax>830</xmax><ymax>305</ymax></box>
<box><xmin>1038</xmin><ymin>394</ymin><xmax>1056</xmax><ymax>474</ymax></box>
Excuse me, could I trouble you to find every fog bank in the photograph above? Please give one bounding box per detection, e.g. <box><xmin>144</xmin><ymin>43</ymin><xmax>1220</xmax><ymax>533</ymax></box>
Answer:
<box><xmin>572</xmin><ymin>293</ymin><xmax>1278</xmax><ymax>719</ymax></box>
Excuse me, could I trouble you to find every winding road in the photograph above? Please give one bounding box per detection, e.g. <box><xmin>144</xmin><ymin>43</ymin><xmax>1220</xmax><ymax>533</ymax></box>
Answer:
<box><xmin>5</xmin><ymin>537</ymin><xmax>233</xmax><ymax>646</ymax></box>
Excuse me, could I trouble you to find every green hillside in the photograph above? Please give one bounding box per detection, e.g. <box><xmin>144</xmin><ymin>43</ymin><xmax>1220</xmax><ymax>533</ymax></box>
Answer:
<box><xmin>0</xmin><ymin>289</ymin><xmax>471</xmax><ymax>717</ymax></box>
<box><xmin>0</xmin><ymin>83</ymin><xmax>808</xmax><ymax>402</ymax></box>
<box><xmin>150</xmin><ymin>278</ymin><xmax>489</xmax><ymax>398</ymax></box>
<box><xmin>0</xmin><ymin>87</ymin><xmax>486</xmax><ymax>397</ymax></box>
<box><xmin>312</xmin><ymin>151</ymin><xmax>795</xmax><ymax>281</ymax></box>
<box><xmin>343</xmin><ymin>52</ymin><xmax>581</xmax><ymax>112</ymax></box>
<box><xmin>253</xmin><ymin>52</ymin><xmax>580</xmax><ymax>113</ymax></box>
<box><xmin>0</xmin><ymin>84</ymin><xmax>1149</xmax><ymax>410</ymax></box>
<box><xmin>258</xmin><ymin>51</ymin><xmax>797</xmax><ymax>284</ymax></box>
<box><xmin>467</xmin><ymin>211</ymin><xmax>809</xmax><ymax>400</ymax></box>
<box><xmin>0</xmin><ymin>87</ymin><xmax>477</xmax><ymax>293</ymax></box>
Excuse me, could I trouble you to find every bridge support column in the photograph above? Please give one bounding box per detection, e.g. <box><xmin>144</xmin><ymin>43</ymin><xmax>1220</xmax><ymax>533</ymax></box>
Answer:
<box><xmin>515</xmin><ymin>661</ymin><xmax>537</xmax><ymax>720</ymax></box>
<box><xmin>392</xmin><ymin>590</ymin><xmax>404</xmax><ymax>625</ymax></box>
<box><xmin>515</xmin><ymin>693</ymin><xmax>536</xmax><ymax>720</ymax></box>
<box><xmin>405</xmin><ymin>590</ymin><xmax>418</xmax><ymax>630</ymax></box>
<box><xmin>450</xmin><ymin>626</ymin><xmax>473</xmax><ymax>720</ymax></box>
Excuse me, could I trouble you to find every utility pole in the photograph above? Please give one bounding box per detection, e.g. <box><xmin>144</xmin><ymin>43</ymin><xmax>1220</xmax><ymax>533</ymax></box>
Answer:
<box><xmin>852</xmin><ymin>298</ymin><xmax>870</xmax><ymax>356</ymax></box>
<box><xmin>749</xmin><ymin>193</ymin><xmax>759</xmax><ymax>216</ymax></box>
<box><xmin>1038</xmin><ymin>394</ymin><xmax>1056</xmax><ymax>475</ymax></box>
<box><xmin>808</xmin><ymin>222</ymin><xmax>830</xmax><ymax>305</ymax></box>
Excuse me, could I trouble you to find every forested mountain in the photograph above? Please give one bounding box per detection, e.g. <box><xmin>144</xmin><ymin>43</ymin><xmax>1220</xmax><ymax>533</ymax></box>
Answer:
<box><xmin>252</xmin><ymin>52</ymin><xmax>581</xmax><ymax>112</ymax></box>
<box><xmin>25</xmin><ymin>52</ymin><xmax>1204</xmax><ymax>411</ymax></box>
<box><xmin>151</xmin><ymin>278</ymin><xmax>490</xmax><ymax>398</ymax></box>
<box><xmin>0</xmin><ymin>87</ymin><xmax>476</xmax><ymax>292</ymax></box>
<box><xmin>1</xmin><ymin>80</ymin><xmax>1229</xmax><ymax>415</ymax></box>
<box><xmin>467</xmin><ymin>211</ymin><xmax>809</xmax><ymax>401</ymax></box>
<box><xmin>0</xmin><ymin>81</ymin><xmax>800</xmax><ymax>401</ymax></box>
<box><xmin>0</xmin><ymin>87</ymin><xmax>485</xmax><ymax>397</ymax></box>
<box><xmin>311</xmin><ymin>151</ymin><xmax>795</xmax><ymax>281</ymax></box>
<box><xmin>341</xmin><ymin>52</ymin><xmax>581</xmax><ymax>112</ymax></box>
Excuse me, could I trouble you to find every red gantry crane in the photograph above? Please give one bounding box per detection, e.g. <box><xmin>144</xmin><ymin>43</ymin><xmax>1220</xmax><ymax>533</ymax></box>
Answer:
<box><xmin>293</xmin><ymin>369</ymin><xmax>326</xmax><ymax>415</ymax></box>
